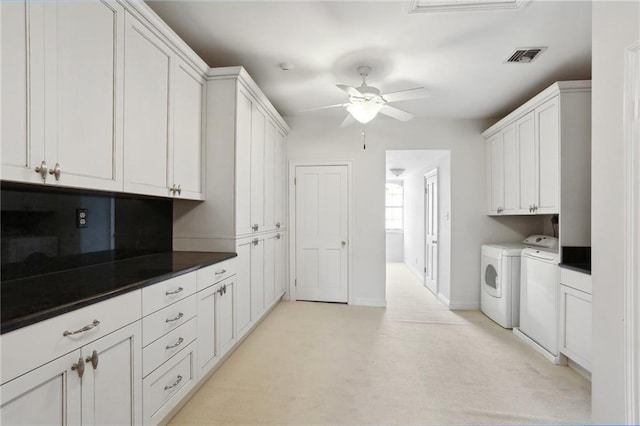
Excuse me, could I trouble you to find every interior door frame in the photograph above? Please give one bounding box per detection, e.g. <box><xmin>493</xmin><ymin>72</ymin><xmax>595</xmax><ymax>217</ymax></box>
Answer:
<box><xmin>623</xmin><ymin>39</ymin><xmax>640</xmax><ymax>424</ymax></box>
<box><xmin>424</xmin><ymin>168</ymin><xmax>439</xmax><ymax>295</ymax></box>
<box><xmin>288</xmin><ymin>160</ymin><xmax>354</xmax><ymax>304</ymax></box>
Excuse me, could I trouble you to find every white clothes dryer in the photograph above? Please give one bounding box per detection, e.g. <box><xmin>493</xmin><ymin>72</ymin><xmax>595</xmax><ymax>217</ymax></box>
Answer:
<box><xmin>480</xmin><ymin>243</ymin><xmax>527</xmax><ymax>328</ymax></box>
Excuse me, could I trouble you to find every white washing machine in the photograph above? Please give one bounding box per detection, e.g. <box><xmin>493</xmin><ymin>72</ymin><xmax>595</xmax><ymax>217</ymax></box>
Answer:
<box><xmin>515</xmin><ymin>242</ymin><xmax>561</xmax><ymax>362</ymax></box>
<box><xmin>480</xmin><ymin>235</ymin><xmax>558</xmax><ymax>329</ymax></box>
<box><xmin>480</xmin><ymin>243</ymin><xmax>526</xmax><ymax>328</ymax></box>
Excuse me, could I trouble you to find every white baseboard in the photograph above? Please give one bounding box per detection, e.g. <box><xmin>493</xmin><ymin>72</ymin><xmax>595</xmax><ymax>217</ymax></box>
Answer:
<box><xmin>448</xmin><ymin>301</ymin><xmax>480</xmax><ymax>310</ymax></box>
<box><xmin>404</xmin><ymin>261</ymin><xmax>424</xmax><ymax>284</ymax></box>
<box><xmin>513</xmin><ymin>327</ymin><xmax>567</xmax><ymax>365</ymax></box>
<box><xmin>437</xmin><ymin>293</ymin><xmax>450</xmax><ymax>308</ymax></box>
<box><xmin>352</xmin><ymin>297</ymin><xmax>387</xmax><ymax>307</ymax></box>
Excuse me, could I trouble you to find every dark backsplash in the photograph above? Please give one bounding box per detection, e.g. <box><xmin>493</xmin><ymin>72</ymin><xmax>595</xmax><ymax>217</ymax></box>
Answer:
<box><xmin>1</xmin><ymin>183</ymin><xmax>172</xmax><ymax>281</ymax></box>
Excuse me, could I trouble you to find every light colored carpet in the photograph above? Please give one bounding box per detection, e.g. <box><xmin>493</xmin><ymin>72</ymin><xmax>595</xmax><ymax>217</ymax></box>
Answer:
<box><xmin>168</xmin><ymin>262</ymin><xmax>591</xmax><ymax>425</ymax></box>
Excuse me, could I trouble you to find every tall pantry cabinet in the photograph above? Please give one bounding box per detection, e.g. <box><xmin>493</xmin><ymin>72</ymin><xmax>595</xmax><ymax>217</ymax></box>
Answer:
<box><xmin>173</xmin><ymin>66</ymin><xmax>289</xmax><ymax>338</ymax></box>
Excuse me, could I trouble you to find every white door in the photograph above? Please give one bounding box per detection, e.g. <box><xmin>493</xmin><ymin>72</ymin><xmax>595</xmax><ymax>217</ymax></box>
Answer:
<box><xmin>216</xmin><ymin>277</ymin><xmax>236</xmax><ymax>356</ymax></box>
<box><xmin>535</xmin><ymin>96</ymin><xmax>560</xmax><ymax>214</ymax></box>
<box><xmin>295</xmin><ymin>165</ymin><xmax>349</xmax><ymax>303</ymax></box>
<box><xmin>489</xmin><ymin>134</ymin><xmax>504</xmax><ymax>214</ymax></box>
<box><xmin>424</xmin><ymin>170</ymin><xmax>438</xmax><ymax>294</ymax></box>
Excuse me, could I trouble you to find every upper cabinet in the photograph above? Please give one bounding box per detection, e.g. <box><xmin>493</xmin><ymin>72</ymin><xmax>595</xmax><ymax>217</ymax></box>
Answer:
<box><xmin>2</xmin><ymin>1</ymin><xmax>124</xmax><ymax>192</ymax></box>
<box><xmin>1</xmin><ymin>1</ymin><xmax>206</xmax><ymax>200</ymax></box>
<box><xmin>122</xmin><ymin>14</ymin><xmax>204</xmax><ymax>200</ymax></box>
<box><xmin>483</xmin><ymin>81</ymin><xmax>591</xmax><ymax>225</ymax></box>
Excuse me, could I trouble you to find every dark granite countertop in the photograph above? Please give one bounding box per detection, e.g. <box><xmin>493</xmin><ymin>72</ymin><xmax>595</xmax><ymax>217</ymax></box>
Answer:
<box><xmin>559</xmin><ymin>246</ymin><xmax>591</xmax><ymax>275</ymax></box>
<box><xmin>1</xmin><ymin>251</ymin><xmax>236</xmax><ymax>334</ymax></box>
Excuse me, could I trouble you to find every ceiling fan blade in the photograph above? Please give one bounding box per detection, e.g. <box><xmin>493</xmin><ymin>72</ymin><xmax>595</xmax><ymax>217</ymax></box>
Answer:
<box><xmin>336</xmin><ymin>84</ymin><xmax>362</xmax><ymax>98</ymax></box>
<box><xmin>340</xmin><ymin>114</ymin><xmax>355</xmax><ymax>128</ymax></box>
<box><xmin>381</xmin><ymin>87</ymin><xmax>430</xmax><ymax>103</ymax></box>
<box><xmin>299</xmin><ymin>103</ymin><xmax>345</xmax><ymax>113</ymax></box>
<box><xmin>379</xmin><ymin>105</ymin><xmax>414</xmax><ymax>122</ymax></box>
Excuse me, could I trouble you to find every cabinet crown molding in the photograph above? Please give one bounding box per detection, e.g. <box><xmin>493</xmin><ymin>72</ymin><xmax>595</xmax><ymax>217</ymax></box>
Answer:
<box><xmin>482</xmin><ymin>80</ymin><xmax>591</xmax><ymax>139</ymax></box>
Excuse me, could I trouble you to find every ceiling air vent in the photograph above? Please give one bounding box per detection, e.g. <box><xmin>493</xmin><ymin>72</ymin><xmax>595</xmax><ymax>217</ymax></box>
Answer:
<box><xmin>506</xmin><ymin>47</ymin><xmax>546</xmax><ymax>63</ymax></box>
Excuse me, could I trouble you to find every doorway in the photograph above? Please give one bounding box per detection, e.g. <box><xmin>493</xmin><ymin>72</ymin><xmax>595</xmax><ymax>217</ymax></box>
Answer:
<box><xmin>290</xmin><ymin>162</ymin><xmax>352</xmax><ymax>303</ymax></box>
<box><xmin>385</xmin><ymin>150</ymin><xmax>451</xmax><ymax>306</ymax></box>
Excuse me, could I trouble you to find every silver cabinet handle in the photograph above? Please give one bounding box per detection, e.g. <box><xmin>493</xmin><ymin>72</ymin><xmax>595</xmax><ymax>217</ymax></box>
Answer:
<box><xmin>218</xmin><ymin>284</ymin><xmax>227</xmax><ymax>295</ymax></box>
<box><xmin>497</xmin><ymin>207</ymin><xmax>503</xmax><ymax>214</ymax></box>
<box><xmin>48</xmin><ymin>163</ymin><xmax>61</xmax><ymax>181</ymax></box>
<box><xmin>169</xmin><ymin>184</ymin><xmax>175</xmax><ymax>194</ymax></box>
<box><xmin>215</xmin><ymin>269</ymin><xmax>227</xmax><ymax>276</ymax></box>
<box><xmin>165</xmin><ymin>312</ymin><xmax>184</xmax><ymax>323</ymax></box>
<box><xmin>533</xmin><ymin>204</ymin><xmax>537</xmax><ymax>212</ymax></box>
<box><xmin>165</xmin><ymin>287</ymin><xmax>184</xmax><ymax>296</ymax></box>
<box><xmin>165</xmin><ymin>337</ymin><xmax>184</xmax><ymax>350</ymax></box>
<box><xmin>71</xmin><ymin>357</ymin><xmax>85</xmax><ymax>378</ymax></box>
<box><xmin>164</xmin><ymin>375</ymin><xmax>183</xmax><ymax>390</ymax></box>
<box><xmin>176</xmin><ymin>184</ymin><xmax>182</xmax><ymax>195</ymax></box>
<box><xmin>252</xmin><ymin>238</ymin><xmax>259</xmax><ymax>246</ymax></box>
<box><xmin>341</xmin><ymin>240</ymin><xmax>347</xmax><ymax>247</ymax></box>
<box><xmin>432</xmin><ymin>240</ymin><xmax>438</xmax><ymax>244</ymax></box>
<box><xmin>252</xmin><ymin>224</ymin><xmax>259</xmax><ymax>231</ymax></box>
<box><xmin>276</xmin><ymin>233</ymin><xmax>281</xmax><ymax>240</ymax></box>
<box><xmin>276</xmin><ymin>222</ymin><xmax>281</xmax><ymax>229</ymax></box>
<box><xmin>35</xmin><ymin>160</ymin><xmax>48</xmax><ymax>181</ymax></box>
<box><xmin>85</xmin><ymin>350</ymin><xmax>99</xmax><ymax>369</ymax></box>
<box><xmin>63</xmin><ymin>319</ymin><xmax>100</xmax><ymax>337</ymax></box>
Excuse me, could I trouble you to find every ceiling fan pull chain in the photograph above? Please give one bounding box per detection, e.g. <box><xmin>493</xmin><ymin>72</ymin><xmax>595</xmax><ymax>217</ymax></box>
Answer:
<box><xmin>362</xmin><ymin>125</ymin><xmax>366</xmax><ymax>150</ymax></box>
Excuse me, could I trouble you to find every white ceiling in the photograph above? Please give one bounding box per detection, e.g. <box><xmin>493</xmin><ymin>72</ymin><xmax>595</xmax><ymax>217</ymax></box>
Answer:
<box><xmin>146</xmin><ymin>0</ymin><xmax>591</xmax><ymax>122</ymax></box>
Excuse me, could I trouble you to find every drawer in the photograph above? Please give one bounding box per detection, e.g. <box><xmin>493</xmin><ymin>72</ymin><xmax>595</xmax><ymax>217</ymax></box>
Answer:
<box><xmin>142</xmin><ymin>294</ymin><xmax>196</xmax><ymax>347</ymax></box>
<box><xmin>1</xmin><ymin>290</ymin><xmax>141</xmax><ymax>385</ymax></box>
<box><xmin>143</xmin><ymin>341</ymin><xmax>197</xmax><ymax>424</ymax></box>
<box><xmin>143</xmin><ymin>317</ymin><xmax>197</xmax><ymax>377</ymax></box>
<box><xmin>142</xmin><ymin>272</ymin><xmax>197</xmax><ymax>317</ymax></box>
<box><xmin>197</xmin><ymin>258</ymin><xmax>236</xmax><ymax>291</ymax></box>
<box><xmin>560</xmin><ymin>268</ymin><xmax>592</xmax><ymax>294</ymax></box>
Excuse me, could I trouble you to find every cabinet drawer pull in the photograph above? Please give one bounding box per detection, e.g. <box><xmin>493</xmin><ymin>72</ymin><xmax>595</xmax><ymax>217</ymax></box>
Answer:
<box><xmin>164</xmin><ymin>375</ymin><xmax>183</xmax><ymax>390</ymax></box>
<box><xmin>166</xmin><ymin>337</ymin><xmax>184</xmax><ymax>350</ymax></box>
<box><xmin>252</xmin><ymin>224</ymin><xmax>259</xmax><ymax>231</ymax></box>
<box><xmin>35</xmin><ymin>160</ymin><xmax>48</xmax><ymax>181</ymax></box>
<box><xmin>215</xmin><ymin>269</ymin><xmax>227</xmax><ymax>276</ymax></box>
<box><xmin>71</xmin><ymin>357</ymin><xmax>85</xmax><ymax>378</ymax></box>
<box><xmin>165</xmin><ymin>312</ymin><xmax>184</xmax><ymax>323</ymax></box>
<box><xmin>276</xmin><ymin>233</ymin><xmax>281</xmax><ymax>240</ymax></box>
<box><xmin>48</xmin><ymin>163</ymin><xmax>61</xmax><ymax>181</ymax></box>
<box><xmin>63</xmin><ymin>319</ymin><xmax>100</xmax><ymax>337</ymax></box>
<box><xmin>176</xmin><ymin>184</ymin><xmax>182</xmax><ymax>195</ymax></box>
<box><xmin>276</xmin><ymin>222</ymin><xmax>281</xmax><ymax>229</ymax></box>
<box><xmin>165</xmin><ymin>287</ymin><xmax>184</xmax><ymax>296</ymax></box>
<box><xmin>85</xmin><ymin>350</ymin><xmax>99</xmax><ymax>369</ymax></box>
<box><xmin>252</xmin><ymin>238</ymin><xmax>259</xmax><ymax>246</ymax></box>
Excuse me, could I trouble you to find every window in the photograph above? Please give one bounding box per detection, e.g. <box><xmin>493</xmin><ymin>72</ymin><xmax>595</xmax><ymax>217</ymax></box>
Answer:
<box><xmin>385</xmin><ymin>182</ymin><xmax>403</xmax><ymax>230</ymax></box>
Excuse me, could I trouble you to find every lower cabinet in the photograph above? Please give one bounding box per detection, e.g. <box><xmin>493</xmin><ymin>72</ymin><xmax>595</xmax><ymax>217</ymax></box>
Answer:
<box><xmin>1</xmin><ymin>321</ymin><xmax>142</xmax><ymax>425</ymax></box>
<box><xmin>559</xmin><ymin>268</ymin><xmax>592</xmax><ymax>372</ymax></box>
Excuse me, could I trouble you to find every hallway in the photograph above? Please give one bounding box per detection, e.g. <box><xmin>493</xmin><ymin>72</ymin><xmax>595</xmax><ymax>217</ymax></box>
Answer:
<box><xmin>169</xmin><ymin>262</ymin><xmax>590</xmax><ymax>424</ymax></box>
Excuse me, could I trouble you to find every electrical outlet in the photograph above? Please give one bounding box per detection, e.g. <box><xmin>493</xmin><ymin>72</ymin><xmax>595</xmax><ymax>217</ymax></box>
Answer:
<box><xmin>76</xmin><ymin>208</ymin><xmax>88</xmax><ymax>228</ymax></box>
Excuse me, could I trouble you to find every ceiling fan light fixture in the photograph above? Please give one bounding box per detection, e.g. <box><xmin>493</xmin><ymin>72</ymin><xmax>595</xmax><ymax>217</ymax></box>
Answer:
<box><xmin>390</xmin><ymin>168</ymin><xmax>405</xmax><ymax>177</ymax></box>
<box><xmin>347</xmin><ymin>101</ymin><xmax>384</xmax><ymax>124</ymax></box>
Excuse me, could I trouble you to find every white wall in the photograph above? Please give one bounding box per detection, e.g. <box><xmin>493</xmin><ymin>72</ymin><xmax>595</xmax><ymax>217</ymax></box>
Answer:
<box><xmin>286</xmin><ymin>116</ymin><xmax>541</xmax><ymax>308</ymax></box>
<box><xmin>591</xmin><ymin>2</ymin><xmax>639</xmax><ymax>422</ymax></box>
<box><xmin>385</xmin><ymin>230</ymin><xmax>404</xmax><ymax>262</ymax></box>
<box><xmin>402</xmin><ymin>153</ymin><xmax>452</xmax><ymax>303</ymax></box>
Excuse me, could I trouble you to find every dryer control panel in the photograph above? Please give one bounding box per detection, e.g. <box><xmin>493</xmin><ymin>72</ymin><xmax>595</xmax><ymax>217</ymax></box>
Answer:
<box><xmin>523</xmin><ymin>235</ymin><xmax>559</xmax><ymax>251</ymax></box>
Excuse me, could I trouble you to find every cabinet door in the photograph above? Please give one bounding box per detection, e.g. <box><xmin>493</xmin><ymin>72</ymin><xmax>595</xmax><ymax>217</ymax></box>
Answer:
<box><xmin>274</xmin><ymin>129</ymin><xmax>286</xmax><ymax>230</ymax></box>
<box><xmin>263</xmin><ymin>120</ymin><xmax>276</xmax><ymax>230</ymax></box>
<box><xmin>517</xmin><ymin>111</ymin><xmax>536</xmax><ymax>213</ymax></box>
<box><xmin>216</xmin><ymin>277</ymin><xmax>236</xmax><ymax>357</ymax></box>
<box><xmin>559</xmin><ymin>285</ymin><xmax>592</xmax><ymax>371</ymax></box>
<box><xmin>123</xmin><ymin>12</ymin><xmax>172</xmax><ymax>197</ymax></box>
<box><xmin>197</xmin><ymin>285</ymin><xmax>217</xmax><ymax>375</ymax></box>
<box><xmin>535</xmin><ymin>97</ymin><xmax>560</xmax><ymax>214</ymax></box>
<box><xmin>250</xmin><ymin>237</ymin><xmax>266</xmax><ymax>321</ymax></box>
<box><xmin>1</xmin><ymin>1</ymin><xmax>44</xmax><ymax>184</ymax></box>
<box><xmin>1</xmin><ymin>350</ymin><xmax>82</xmax><ymax>425</ymax></box>
<box><xmin>236</xmin><ymin>240</ymin><xmax>253</xmax><ymax>338</ymax></box>
<box><xmin>43</xmin><ymin>0</ymin><xmax>124</xmax><ymax>191</ymax></box>
<box><xmin>264</xmin><ymin>234</ymin><xmax>276</xmax><ymax>308</ymax></box>
<box><xmin>82</xmin><ymin>321</ymin><xmax>142</xmax><ymax>426</ymax></box>
<box><xmin>488</xmin><ymin>134</ymin><xmax>504</xmax><ymax>214</ymax></box>
<box><xmin>275</xmin><ymin>232</ymin><xmax>286</xmax><ymax>297</ymax></box>
<box><xmin>236</xmin><ymin>89</ymin><xmax>254</xmax><ymax>236</ymax></box>
<box><xmin>171</xmin><ymin>60</ymin><xmax>204</xmax><ymax>201</ymax></box>
<box><xmin>250</xmin><ymin>104</ymin><xmax>266</xmax><ymax>232</ymax></box>
<box><xmin>502</xmin><ymin>124</ymin><xmax>519</xmax><ymax>214</ymax></box>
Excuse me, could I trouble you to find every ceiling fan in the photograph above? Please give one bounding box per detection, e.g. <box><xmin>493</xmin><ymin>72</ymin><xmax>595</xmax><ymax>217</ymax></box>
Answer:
<box><xmin>306</xmin><ymin>65</ymin><xmax>431</xmax><ymax>127</ymax></box>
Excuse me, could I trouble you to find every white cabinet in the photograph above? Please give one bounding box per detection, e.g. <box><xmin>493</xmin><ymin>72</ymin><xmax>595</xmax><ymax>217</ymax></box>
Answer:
<box><xmin>236</xmin><ymin>242</ymin><xmax>253</xmax><ymax>338</ymax></box>
<box><xmin>216</xmin><ymin>276</ymin><xmax>236</xmax><ymax>356</ymax></box>
<box><xmin>123</xmin><ymin>13</ymin><xmax>204</xmax><ymax>201</ymax></box>
<box><xmin>1</xmin><ymin>1</ymin><xmax>125</xmax><ymax>192</ymax></box>
<box><xmin>1</xmin><ymin>321</ymin><xmax>142</xmax><ymax>426</ymax></box>
<box><xmin>483</xmin><ymin>82</ymin><xmax>590</xmax><ymax>227</ymax></box>
<box><xmin>559</xmin><ymin>268</ymin><xmax>592</xmax><ymax>371</ymax></box>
